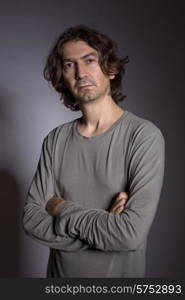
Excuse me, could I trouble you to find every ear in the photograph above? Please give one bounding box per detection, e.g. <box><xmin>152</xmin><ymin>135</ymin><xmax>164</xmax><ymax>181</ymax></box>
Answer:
<box><xmin>109</xmin><ymin>74</ymin><xmax>116</xmax><ymax>80</ymax></box>
<box><xmin>108</xmin><ymin>68</ymin><xmax>118</xmax><ymax>80</ymax></box>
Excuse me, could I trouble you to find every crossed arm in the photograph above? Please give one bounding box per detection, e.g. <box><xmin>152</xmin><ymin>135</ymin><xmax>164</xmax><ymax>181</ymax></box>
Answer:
<box><xmin>46</xmin><ymin>192</ymin><xmax>128</xmax><ymax>217</ymax></box>
<box><xmin>23</xmin><ymin>124</ymin><xmax>165</xmax><ymax>252</ymax></box>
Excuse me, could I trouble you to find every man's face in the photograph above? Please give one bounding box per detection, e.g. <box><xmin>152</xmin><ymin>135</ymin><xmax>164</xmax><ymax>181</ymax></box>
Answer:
<box><xmin>61</xmin><ymin>40</ymin><xmax>115</xmax><ymax>103</ymax></box>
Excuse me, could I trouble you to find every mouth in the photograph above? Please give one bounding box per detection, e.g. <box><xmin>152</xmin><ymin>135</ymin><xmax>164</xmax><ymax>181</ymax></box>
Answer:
<box><xmin>78</xmin><ymin>85</ymin><xmax>93</xmax><ymax>89</ymax></box>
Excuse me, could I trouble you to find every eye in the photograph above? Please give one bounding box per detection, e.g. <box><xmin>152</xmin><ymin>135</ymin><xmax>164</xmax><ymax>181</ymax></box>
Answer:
<box><xmin>63</xmin><ymin>62</ymin><xmax>74</xmax><ymax>71</ymax></box>
<box><xmin>85</xmin><ymin>58</ymin><xmax>96</xmax><ymax>64</ymax></box>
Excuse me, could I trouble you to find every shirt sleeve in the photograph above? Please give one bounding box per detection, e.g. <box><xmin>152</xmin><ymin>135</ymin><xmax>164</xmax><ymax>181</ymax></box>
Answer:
<box><xmin>22</xmin><ymin>132</ymin><xmax>89</xmax><ymax>251</ymax></box>
<box><xmin>55</xmin><ymin>123</ymin><xmax>165</xmax><ymax>252</ymax></box>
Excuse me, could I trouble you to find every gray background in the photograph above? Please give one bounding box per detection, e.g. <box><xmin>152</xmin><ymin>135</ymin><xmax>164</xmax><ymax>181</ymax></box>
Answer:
<box><xmin>0</xmin><ymin>0</ymin><xmax>184</xmax><ymax>277</ymax></box>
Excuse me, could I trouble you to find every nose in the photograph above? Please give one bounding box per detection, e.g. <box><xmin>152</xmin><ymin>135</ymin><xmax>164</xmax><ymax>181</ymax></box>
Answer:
<box><xmin>75</xmin><ymin>62</ymin><xmax>86</xmax><ymax>80</ymax></box>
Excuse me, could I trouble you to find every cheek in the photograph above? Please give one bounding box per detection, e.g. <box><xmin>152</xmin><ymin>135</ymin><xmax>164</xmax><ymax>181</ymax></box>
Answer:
<box><xmin>95</xmin><ymin>69</ymin><xmax>110</xmax><ymax>84</ymax></box>
<box><xmin>98</xmin><ymin>75</ymin><xmax>110</xmax><ymax>87</ymax></box>
<box><xmin>63</xmin><ymin>76</ymin><xmax>75</xmax><ymax>90</ymax></box>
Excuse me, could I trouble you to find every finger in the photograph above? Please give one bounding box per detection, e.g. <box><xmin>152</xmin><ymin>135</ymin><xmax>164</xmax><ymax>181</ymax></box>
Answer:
<box><xmin>118</xmin><ymin>192</ymin><xmax>128</xmax><ymax>200</ymax></box>
<box><xmin>114</xmin><ymin>205</ymin><xmax>124</xmax><ymax>214</ymax></box>
<box><xmin>111</xmin><ymin>202</ymin><xmax>126</xmax><ymax>213</ymax></box>
<box><xmin>115</xmin><ymin>198</ymin><xmax>127</xmax><ymax>208</ymax></box>
<box><xmin>111</xmin><ymin>201</ymin><xmax>126</xmax><ymax>213</ymax></box>
<box><xmin>114</xmin><ymin>194</ymin><xmax>127</xmax><ymax>206</ymax></box>
<box><xmin>114</xmin><ymin>195</ymin><xmax>127</xmax><ymax>207</ymax></box>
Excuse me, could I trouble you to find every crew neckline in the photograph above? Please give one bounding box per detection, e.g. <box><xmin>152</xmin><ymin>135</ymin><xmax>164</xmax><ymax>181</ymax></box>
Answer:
<box><xmin>74</xmin><ymin>110</ymin><xmax>129</xmax><ymax>141</ymax></box>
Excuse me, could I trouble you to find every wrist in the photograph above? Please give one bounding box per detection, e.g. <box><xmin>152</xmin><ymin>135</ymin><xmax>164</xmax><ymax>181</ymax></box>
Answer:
<box><xmin>46</xmin><ymin>197</ymin><xmax>66</xmax><ymax>216</ymax></box>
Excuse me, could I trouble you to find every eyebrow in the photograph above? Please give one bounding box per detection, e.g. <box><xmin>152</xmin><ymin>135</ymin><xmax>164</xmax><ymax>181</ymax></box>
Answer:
<box><xmin>63</xmin><ymin>52</ymin><xmax>98</xmax><ymax>62</ymax></box>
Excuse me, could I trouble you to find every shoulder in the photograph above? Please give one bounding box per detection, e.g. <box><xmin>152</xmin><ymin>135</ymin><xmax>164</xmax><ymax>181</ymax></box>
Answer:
<box><xmin>125</xmin><ymin>111</ymin><xmax>165</xmax><ymax>143</ymax></box>
<box><xmin>44</xmin><ymin>117</ymin><xmax>79</xmax><ymax>142</ymax></box>
<box><xmin>41</xmin><ymin>118</ymin><xmax>79</xmax><ymax>152</ymax></box>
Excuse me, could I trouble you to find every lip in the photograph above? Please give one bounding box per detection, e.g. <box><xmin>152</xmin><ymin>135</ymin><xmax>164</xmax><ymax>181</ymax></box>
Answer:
<box><xmin>78</xmin><ymin>84</ymin><xmax>93</xmax><ymax>89</ymax></box>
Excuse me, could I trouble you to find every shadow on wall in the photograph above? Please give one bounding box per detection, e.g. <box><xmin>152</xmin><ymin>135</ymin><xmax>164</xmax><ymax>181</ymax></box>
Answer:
<box><xmin>0</xmin><ymin>170</ymin><xmax>20</xmax><ymax>277</ymax></box>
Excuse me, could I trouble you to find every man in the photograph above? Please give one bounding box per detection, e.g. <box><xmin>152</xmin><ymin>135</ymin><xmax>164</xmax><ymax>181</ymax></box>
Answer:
<box><xmin>23</xmin><ymin>25</ymin><xmax>165</xmax><ymax>277</ymax></box>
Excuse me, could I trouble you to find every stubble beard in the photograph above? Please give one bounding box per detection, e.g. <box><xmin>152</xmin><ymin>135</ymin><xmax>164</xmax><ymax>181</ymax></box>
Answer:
<box><xmin>75</xmin><ymin>83</ymin><xmax>110</xmax><ymax>103</ymax></box>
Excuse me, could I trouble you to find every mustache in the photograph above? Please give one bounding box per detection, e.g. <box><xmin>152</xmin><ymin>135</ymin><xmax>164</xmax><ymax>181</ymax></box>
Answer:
<box><xmin>75</xmin><ymin>78</ymin><xmax>96</xmax><ymax>88</ymax></box>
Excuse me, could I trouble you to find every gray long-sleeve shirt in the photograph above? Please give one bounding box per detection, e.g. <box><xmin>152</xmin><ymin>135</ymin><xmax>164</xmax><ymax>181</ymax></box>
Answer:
<box><xmin>23</xmin><ymin>111</ymin><xmax>165</xmax><ymax>277</ymax></box>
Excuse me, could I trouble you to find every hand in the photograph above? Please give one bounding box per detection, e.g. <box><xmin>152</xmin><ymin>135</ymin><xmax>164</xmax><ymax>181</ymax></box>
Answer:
<box><xmin>110</xmin><ymin>192</ymin><xmax>128</xmax><ymax>214</ymax></box>
<box><xmin>46</xmin><ymin>197</ymin><xmax>66</xmax><ymax>216</ymax></box>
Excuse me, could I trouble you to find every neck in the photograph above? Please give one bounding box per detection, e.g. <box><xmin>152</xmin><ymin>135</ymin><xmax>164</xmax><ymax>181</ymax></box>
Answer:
<box><xmin>79</xmin><ymin>95</ymin><xmax>124</xmax><ymax>131</ymax></box>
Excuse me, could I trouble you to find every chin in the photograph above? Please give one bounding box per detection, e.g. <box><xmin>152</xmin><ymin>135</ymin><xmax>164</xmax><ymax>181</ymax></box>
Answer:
<box><xmin>77</xmin><ymin>93</ymin><xmax>97</xmax><ymax>102</ymax></box>
<box><xmin>78</xmin><ymin>97</ymin><xmax>96</xmax><ymax>103</ymax></box>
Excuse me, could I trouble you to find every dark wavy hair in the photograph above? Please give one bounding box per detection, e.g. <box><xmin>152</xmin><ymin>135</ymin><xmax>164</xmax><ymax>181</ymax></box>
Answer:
<box><xmin>43</xmin><ymin>25</ymin><xmax>129</xmax><ymax>111</ymax></box>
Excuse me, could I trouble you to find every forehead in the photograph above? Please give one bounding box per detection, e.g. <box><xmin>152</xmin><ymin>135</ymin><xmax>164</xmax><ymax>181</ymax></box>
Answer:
<box><xmin>62</xmin><ymin>40</ymin><xmax>98</xmax><ymax>60</ymax></box>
